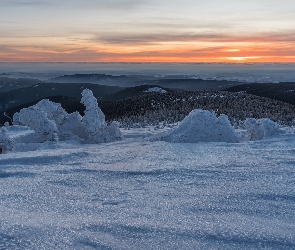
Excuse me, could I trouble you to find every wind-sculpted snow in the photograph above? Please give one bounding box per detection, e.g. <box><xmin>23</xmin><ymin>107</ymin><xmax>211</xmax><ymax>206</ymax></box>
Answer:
<box><xmin>154</xmin><ymin>109</ymin><xmax>239</xmax><ymax>143</ymax></box>
<box><xmin>0</xmin><ymin>131</ymin><xmax>295</xmax><ymax>249</ymax></box>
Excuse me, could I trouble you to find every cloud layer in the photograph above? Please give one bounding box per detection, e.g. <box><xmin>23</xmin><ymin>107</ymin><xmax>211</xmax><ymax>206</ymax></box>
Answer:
<box><xmin>1</xmin><ymin>0</ymin><xmax>295</xmax><ymax>62</ymax></box>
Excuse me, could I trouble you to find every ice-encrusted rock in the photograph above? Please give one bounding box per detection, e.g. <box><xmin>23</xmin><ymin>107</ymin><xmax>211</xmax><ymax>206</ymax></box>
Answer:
<box><xmin>0</xmin><ymin>127</ymin><xmax>15</xmax><ymax>151</ymax></box>
<box><xmin>244</xmin><ymin>118</ymin><xmax>281</xmax><ymax>141</ymax></box>
<box><xmin>13</xmin><ymin>107</ymin><xmax>58</xmax><ymax>143</ymax></box>
<box><xmin>155</xmin><ymin>109</ymin><xmax>239</xmax><ymax>143</ymax></box>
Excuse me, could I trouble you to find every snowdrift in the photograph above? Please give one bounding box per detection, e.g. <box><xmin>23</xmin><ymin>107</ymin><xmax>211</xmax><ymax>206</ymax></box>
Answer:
<box><xmin>12</xmin><ymin>89</ymin><xmax>123</xmax><ymax>144</ymax></box>
<box><xmin>154</xmin><ymin>109</ymin><xmax>239</xmax><ymax>143</ymax></box>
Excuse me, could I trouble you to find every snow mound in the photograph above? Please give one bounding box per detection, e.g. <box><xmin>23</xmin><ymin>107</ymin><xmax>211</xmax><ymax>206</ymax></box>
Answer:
<box><xmin>0</xmin><ymin>127</ymin><xmax>15</xmax><ymax>151</ymax></box>
<box><xmin>154</xmin><ymin>109</ymin><xmax>239</xmax><ymax>143</ymax></box>
<box><xmin>144</xmin><ymin>87</ymin><xmax>167</xmax><ymax>93</ymax></box>
<box><xmin>244</xmin><ymin>118</ymin><xmax>281</xmax><ymax>141</ymax></box>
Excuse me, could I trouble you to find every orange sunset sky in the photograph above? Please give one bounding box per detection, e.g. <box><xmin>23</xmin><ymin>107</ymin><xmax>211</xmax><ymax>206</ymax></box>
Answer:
<box><xmin>1</xmin><ymin>0</ymin><xmax>295</xmax><ymax>63</ymax></box>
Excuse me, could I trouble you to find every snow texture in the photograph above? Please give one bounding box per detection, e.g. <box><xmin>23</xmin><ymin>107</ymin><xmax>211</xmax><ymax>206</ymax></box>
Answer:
<box><xmin>1</xmin><ymin>125</ymin><xmax>295</xmax><ymax>249</ymax></box>
<box><xmin>244</xmin><ymin>118</ymin><xmax>281</xmax><ymax>141</ymax></box>
<box><xmin>0</xmin><ymin>127</ymin><xmax>15</xmax><ymax>151</ymax></box>
<box><xmin>155</xmin><ymin>109</ymin><xmax>239</xmax><ymax>143</ymax></box>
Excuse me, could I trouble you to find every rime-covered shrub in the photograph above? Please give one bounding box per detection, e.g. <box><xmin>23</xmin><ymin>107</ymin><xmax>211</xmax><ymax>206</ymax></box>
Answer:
<box><xmin>12</xmin><ymin>90</ymin><xmax>122</xmax><ymax>144</ymax></box>
<box><xmin>13</xmin><ymin>107</ymin><xmax>59</xmax><ymax>143</ymax></box>
<box><xmin>154</xmin><ymin>109</ymin><xmax>239</xmax><ymax>143</ymax></box>
<box><xmin>106</xmin><ymin>121</ymin><xmax>123</xmax><ymax>142</ymax></box>
<box><xmin>58</xmin><ymin>112</ymin><xmax>85</xmax><ymax>139</ymax></box>
<box><xmin>244</xmin><ymin>118</ymin><xmax>281</xmax><ymax>141</ymax></box>
<box><xmin>34</xmin><ymin>99</ymin><xmax>68</xmax><ymax>126</ymax></box>
<box><xmin>0</xmin><ymin>127</ymin><xmax>15</xmax><ymax>151</ymax></box>
<box><xmin>80</xmin><ymin>89</ymin><xmax>123</xmax><ymax>143</ymax></box>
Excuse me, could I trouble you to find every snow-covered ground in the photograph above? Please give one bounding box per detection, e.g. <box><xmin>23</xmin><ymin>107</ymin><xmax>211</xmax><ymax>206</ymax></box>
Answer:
<box><xmin>1</xmin><ymin>125</ymin><xmax>295</xmax><ymax>249</ymax></box>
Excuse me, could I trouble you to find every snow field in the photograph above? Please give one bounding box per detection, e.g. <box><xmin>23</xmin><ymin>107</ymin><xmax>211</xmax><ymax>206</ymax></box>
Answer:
<box><xmin>0</xmin><ymin>133</ymin><xmax>295</xmax><ymax>249</ymax></box>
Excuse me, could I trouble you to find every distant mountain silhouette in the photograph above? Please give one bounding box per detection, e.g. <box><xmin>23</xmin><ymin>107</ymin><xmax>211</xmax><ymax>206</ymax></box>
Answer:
<box><xmin>0</xmin><ymin>82</ymin><xmax>123</xmax><ymax>112</ymax></box>
<box><xmin>49</xmin><ymin>73</ymin><xmax>245</xmax><ymax>91</ymax></box>
<box><xmin>0</xmin><ymin>77</ymin><xmax>45</xmax><ymax>93</ymax></box>
<box><xmin>224</xmin><ymin>82</ymin><xmax>295</xmax><ymax>105</ymax></box>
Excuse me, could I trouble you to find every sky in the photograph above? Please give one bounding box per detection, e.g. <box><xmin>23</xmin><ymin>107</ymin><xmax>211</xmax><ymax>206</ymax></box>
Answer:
<box><xmin>1</xmin><ymin>0</ymin><xmax>295</xmax><ymax>62</ymax></box>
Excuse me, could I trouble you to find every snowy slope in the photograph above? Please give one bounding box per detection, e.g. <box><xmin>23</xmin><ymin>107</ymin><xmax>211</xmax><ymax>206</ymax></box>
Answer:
<box><xmin>1</xmin><ymin>126</ymin><xmax>295</xmax><ymax>249</ymax></box>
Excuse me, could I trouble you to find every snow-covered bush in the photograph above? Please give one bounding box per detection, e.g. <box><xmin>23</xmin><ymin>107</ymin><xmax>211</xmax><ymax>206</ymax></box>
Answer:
<box><xmin>81</xmin><ymin>89</ymin><xmax>123</xmax><ymax>143</ymax></box>
<box><xmin>34</xmin><ymin>99</ymin><xmax>68</xmax><ymax>126</ymax></box>
<box><xmin>154</xmin><ymin>109</ymin><xmax>239</xmax><ymax>143</ymax></box>
<box><xmin>0</xmin><ymin>127</ymin><xmax>15</xmax><ymax>151</ymax></box>
<box><xmin>13</xmin><ymin>107</ymin><xmax>59</xmax><ymax>143</ymax></box>
<box><xmin>12</xmin><ymin>90</ymin><xmax>122</xmax><ymax>144</ymax></box>
<box><xmin>58</xmin><ymin>111</ymin><xmax>85</xmax><ymax>140</ymax></box>
<box><xmin>107</xmin><ymin>121</ymin><xmax>123</xmax><ymax>142</ymax></box>
<box><xmin>244</xmin><ymin>118</ymin><xmax>281</xmax><ymax>141</ymax></box>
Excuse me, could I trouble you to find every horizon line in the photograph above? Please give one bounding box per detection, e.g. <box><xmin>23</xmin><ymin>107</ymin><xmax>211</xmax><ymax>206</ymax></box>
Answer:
<box><xmin>1</xmin><ymin>61</ymin><xmax>295</xmax><ymax>64</ymax></box>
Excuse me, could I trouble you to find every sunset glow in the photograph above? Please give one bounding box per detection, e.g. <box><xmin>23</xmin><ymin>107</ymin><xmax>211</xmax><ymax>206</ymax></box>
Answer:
<box><xmin>1</xmin><ymin>0</ymin><xmax>295</xmax><ymax>63</ymax></box>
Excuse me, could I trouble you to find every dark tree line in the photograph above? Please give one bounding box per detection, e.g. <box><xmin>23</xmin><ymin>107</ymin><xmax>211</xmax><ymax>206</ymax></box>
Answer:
<box><xmin>98</xmin><ymin>91</ymin><xmax>295</xmax><ymax>128</ymax></box>
<box><xmin>2</xmin><ymin>90</ymin><xmax>295</xmax><ymax>128</ymax></box>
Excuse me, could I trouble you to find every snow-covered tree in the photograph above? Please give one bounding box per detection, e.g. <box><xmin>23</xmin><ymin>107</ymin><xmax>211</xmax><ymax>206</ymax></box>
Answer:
<box><xmin>34</xmin><ymin>99</ymin><xmax>68</xmax><ymax>126</ymax></box>
<box><xmin>59</xmin><ymin>111</ymin><xmax>85</xmax><ymax>139</ymax></box>
<box><xmin>106</xmin><ymin>121</ymin><xmax>123</xmax><ymax>142</ymax></box>
<box><xmin>13</xmin><ymin>107</ymin><xmax>59</xmax><ymax>143</ymax></box>
<box><xmin>0</xmin><ymin>127</ymin><xmax>15</xmax><ymax>151</ymax></box>
<box><xmin>244</xmin><ymin>118</ymin><xmax>281</xmax><ymax>141</ymax></box>
<box><xmin>80</xmin><ymin>89</ymin><xmax>123</xmax><ymax>143</ymax></box>
<box><xmin>32</xmin><ymin>99</ymin><xmax>85</xmax><ymax>139</ymax></box>
<box><xmin>12</xmin><ymin>89</ymin><xmax>122</xmax><ymax>144</ymax></box>
<box><xmin>154</xmin><ymin>109</ymin><xmax>239</xmax><ymax>143</ymax></box>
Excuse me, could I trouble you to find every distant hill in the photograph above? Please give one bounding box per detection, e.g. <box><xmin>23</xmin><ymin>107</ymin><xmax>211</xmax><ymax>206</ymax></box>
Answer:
<box><xmin>49</xmin><ymin>73</ymin><xmax>141</xmax><ymax>87</ymax></box>
<box><xmin>103</xmin><ymin>85</ymin><xmax>174</xmax><ymax>101</ymax></box>
<box><xmin>49</xmin><ymin>73</ymin><xmax>245</xmax><ymax>91</ymax></box>
<box><xmin>99</xmin><ymin>91</ymin><xmax>295</xmax><ymax>126</ymax></box>
<box><xmin>0</xmin><ymin>77</ymin><xmax>45</xmax><ymax>93</ymax></box>
<box><xmin>135</xmin><ymin>78</ymin><xmax>245</xmax><ymax>91</ymax></box>
<box><xmin>224</xmin><ymin>82</ymin><xmax>295</xmax><ymax>105</ymax></box>
<box><xmin>0</xmin><ymin>82</ymin><xmax>123</xmax><ymax>112</ymax></box>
